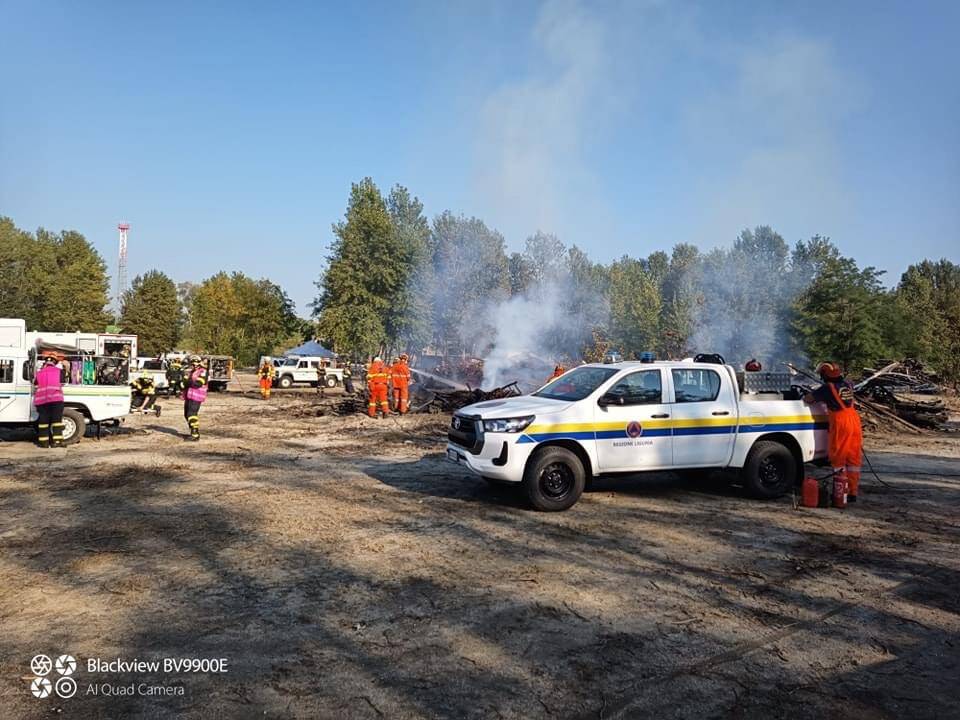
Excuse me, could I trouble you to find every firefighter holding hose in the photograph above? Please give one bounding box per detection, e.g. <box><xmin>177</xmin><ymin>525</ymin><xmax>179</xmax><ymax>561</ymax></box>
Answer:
<box><xmin>802</xmin><ymin>362</ymin><xmax>864</xmax><ymax>502</ymax></box>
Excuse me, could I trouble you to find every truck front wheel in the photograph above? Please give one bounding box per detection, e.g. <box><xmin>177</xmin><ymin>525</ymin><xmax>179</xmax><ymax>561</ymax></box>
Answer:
<box><xmin>60</xmin><ymin>408</ymin><xmax>87</xmax><ymax>445</ymax></box>
<box><xmin>523</xmin><ymin>446</ymin><xmax>585</xmax><ymax>511</ymax></box>
<box><xmin>325</xmin><ymin>376</ymin><xmax>338</xmax><ymax>388</ymax></box>
<box><xmin>742</xmin><ymin>440</ymin><xmax>797</xmax><ymax>499</ymax></box>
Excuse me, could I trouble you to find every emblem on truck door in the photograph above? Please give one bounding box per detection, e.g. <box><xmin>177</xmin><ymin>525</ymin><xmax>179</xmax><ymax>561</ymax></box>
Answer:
<box><xmin>626</xmin><ymin>421</ymin><xmax>643</xmax><ymax>438</ymax></box>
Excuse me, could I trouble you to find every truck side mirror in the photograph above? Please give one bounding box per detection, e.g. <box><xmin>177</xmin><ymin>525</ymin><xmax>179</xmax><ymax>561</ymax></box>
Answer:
<box><xmin>598</xmin><ymin>393</ymin><xmax>625</xmax><ymax>407</ymax></box>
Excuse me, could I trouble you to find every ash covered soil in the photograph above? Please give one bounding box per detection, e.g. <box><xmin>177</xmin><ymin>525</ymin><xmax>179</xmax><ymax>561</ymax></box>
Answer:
<box><xmin>1</xmin><ymin>382</ymin><xmax>959</xmax><ymax>719</ymax></box>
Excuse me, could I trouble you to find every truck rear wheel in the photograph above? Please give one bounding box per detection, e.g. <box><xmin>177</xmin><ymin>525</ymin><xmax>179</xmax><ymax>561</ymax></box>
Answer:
<box><xmin>60</xmin><ymin>408</ymin><xmax>87</xmax><ymax>445</ymax></box>
<box><xmin>325</xmin><ymin>376</ymin><xmax>338</xmax><ymax>388</ymax></box>
<box><xmin>278</xmin><ymin>375</ymin><xmax>294</xmax><ymax>389</ymax></box>
<box><xmin>522</xmin><ymin>446</ymin><xmax>585</xmax><ymax>511</ymax></box>
<box><xmin>742</xmin><ymin>440</ymin><xmax>797</xmax><ymax>499</ymax></box>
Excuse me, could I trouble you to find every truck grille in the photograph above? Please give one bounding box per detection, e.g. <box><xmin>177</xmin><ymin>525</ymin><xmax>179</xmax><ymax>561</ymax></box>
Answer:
<box><xmin>448</xmin><ymin>414</ymin><xmax>484</xmax><ymax>455</ymax></box>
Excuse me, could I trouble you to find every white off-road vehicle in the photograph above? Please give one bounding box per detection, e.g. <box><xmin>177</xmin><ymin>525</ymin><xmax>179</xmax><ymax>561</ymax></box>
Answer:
<box><xmin>274</xmin><ymin>356</ymin><xmax>344</xmax><ymax>389</ymax></box>
<box><xmin>447</xmin><ymin>358</ymin><xmax>828</xmax><ymax>510</ymax></box>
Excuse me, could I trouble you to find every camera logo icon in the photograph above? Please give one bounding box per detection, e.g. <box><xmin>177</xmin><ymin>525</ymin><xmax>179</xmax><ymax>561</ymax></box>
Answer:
<box><xmin>29</xmin><ymin>653</ymin><xmax>78</xmax><ymax>699</ymax></box>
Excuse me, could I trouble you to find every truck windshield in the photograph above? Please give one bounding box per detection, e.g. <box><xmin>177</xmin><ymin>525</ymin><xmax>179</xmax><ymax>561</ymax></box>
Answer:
<box><xmin>533</xmin><ymin>367</ymin><xmax>619</xmax><ymax>401</ymax></box>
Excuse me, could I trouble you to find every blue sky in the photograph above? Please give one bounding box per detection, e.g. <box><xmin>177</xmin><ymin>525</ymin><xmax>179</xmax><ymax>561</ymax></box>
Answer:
<box><xmin>1</xmin><ymin>0</ymin><xmax>957</xmax><ymax>314</ymax></box>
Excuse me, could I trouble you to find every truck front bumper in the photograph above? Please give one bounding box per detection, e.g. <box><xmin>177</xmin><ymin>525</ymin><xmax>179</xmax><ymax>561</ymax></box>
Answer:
<box><xmin>445</xmin><ymin>435</ymin><xmax>534</xmax><ymax>483</ymax></box>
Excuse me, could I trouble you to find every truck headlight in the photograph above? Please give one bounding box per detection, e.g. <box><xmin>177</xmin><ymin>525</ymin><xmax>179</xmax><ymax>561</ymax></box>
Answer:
<box><xmin>483</xmin><ymin>416</ymin><xmax>535</xmax><ymax>433</ymax></box>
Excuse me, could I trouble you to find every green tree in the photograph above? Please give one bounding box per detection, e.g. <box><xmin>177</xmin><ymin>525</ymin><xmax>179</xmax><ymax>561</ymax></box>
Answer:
<box><xmin>657</xmin><ymin>244</ymin><xmax>700</xmax><ymax>358</ymax></box>
<box><xmin>0</xmin><ymin>216</ymin><xmax>45</xmax><ymax>326</ymax></box>
<box><xmin>183</xmin><ymin>272</ymin><xmax>298</xmax><ymax>365</ymax></box>
<box><xmin>507</xmin><ymin>252</ymin><xmax>534</xmax><ymax>297</ymax></box>
<box><xmin>313</xmin><ymin>178</ymin><xmax>397</xmax><ymax>356</ymax></box>
<box><xmin>794</xmin><ymin>256</ymin><xmax>888</xmax><ymax>373</ymax></box>
<box><xmin>522</xmin><ymin>231</ymin><xmax>567</xmax><ymax>291</ymax></box>
<box><xmin>892</xmin><ymin>259</ymin><xmax>960</xmax><ymax>382</ymax></box>
<box><xmin>692</xmin><ymin>226</ymin><xmax>795</xmax><ymax>364</ymax></box>
<box><xmin>608</xmin><ymin>256</ymin><xmax>661</xmax><ymax>357</ymax></box>
<box><xmin>561</xmin><ymin>244</ymin><xmax>609</xmax><ymax>356</ymax></box>
<box><xmin>0</xmin><ymin>218</ymin><xmax>110</xmax><ymax>331</ymax></box>
<box><xmin>386</xmin><ymin>185</ymin><xmax>433</xmax><ymax>353</ymax></box>
<box><xmin>427</xmin><ymin>212</ymin><xmax>509</xmax><ymax>355</ymax></box>
<box><xmin>120</xmin><ymin>271</ymin><xmax>181</xmax><ymax>355</ymax></box>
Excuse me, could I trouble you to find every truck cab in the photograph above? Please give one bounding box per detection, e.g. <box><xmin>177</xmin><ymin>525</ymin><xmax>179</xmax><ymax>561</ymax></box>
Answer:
<box><xmin>1</xmin><ymin>319</ymin><xmax>132</xmax><ymax>444</ymax></box>
<box><xmin>447</xmin><ymin>359</ymin><xmax>828</xmax><ymax>511</ymax></box>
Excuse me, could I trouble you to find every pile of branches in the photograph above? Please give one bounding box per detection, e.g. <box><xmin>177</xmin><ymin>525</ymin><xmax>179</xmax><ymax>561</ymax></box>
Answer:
<box><xmin>856</xmin><ymin>359</ymin><xmax>941</xmax><ymax>394</ymax></box>
<box><xmin>855</xmin><ymin>359</ymin><xmax>950</xmax><ymax>432</ymax></box>
<box><xmin>411</xmin><ymin>382</ymin><xmax>522</xmax><ymax>413</ymax></box>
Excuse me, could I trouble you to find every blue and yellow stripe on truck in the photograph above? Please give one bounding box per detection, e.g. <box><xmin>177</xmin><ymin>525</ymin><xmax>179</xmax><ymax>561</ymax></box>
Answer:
<box><xmin>516</xmin><ymin>415</ymin><xmax>828</xmax><ymax>444</ymax></box>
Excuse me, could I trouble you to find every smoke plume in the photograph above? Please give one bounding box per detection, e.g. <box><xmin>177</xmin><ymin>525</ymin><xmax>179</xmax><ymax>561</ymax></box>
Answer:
<box><xmin>468</xmin><ymin>271</ymin><xmax>608</xmax><ymax>391</ymax></box>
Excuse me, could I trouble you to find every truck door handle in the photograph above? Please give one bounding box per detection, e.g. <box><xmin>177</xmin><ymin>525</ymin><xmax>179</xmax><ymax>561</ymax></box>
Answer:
<box><xmin>712</xmin><ymin>411</ymin><xmax>730</xmax><ymax>416</ymax></box>
<box><xmin>651</xmin><ymin>413</ymin><xmax>669</xmax><ymax>419</ymax></box>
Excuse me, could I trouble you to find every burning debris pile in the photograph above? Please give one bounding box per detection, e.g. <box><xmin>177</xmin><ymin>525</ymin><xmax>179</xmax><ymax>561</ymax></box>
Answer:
<box><xmin>855</xmin><ymin>359</ymin><xmax>952</xmax><ymax>432</ymax></box>
<box><xmin>410</xmin><ymin>382</ymin><xmax>522</xmax><ymax>413</ymax></box>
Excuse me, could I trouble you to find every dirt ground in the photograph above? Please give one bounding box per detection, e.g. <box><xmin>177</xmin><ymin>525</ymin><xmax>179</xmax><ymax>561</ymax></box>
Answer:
<box><xmin>1</xmin><ymin>377</ymin><xmax>959</xmax><ymax>719</ymax></box>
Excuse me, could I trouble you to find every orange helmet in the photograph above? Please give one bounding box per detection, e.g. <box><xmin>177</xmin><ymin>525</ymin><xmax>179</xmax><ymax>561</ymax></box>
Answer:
<box><xmin>817</xmin><ymin>362</ymin><xmax>842</xmax><ymax>381</ymax></box>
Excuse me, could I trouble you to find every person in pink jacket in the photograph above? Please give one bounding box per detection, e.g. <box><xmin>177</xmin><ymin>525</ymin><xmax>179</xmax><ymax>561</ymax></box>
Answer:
<box><xmin>34</xmin><ymin>355</ymin><xmax>65</xmax><ymax>448</ymax></box>
<box><xmin>182</xmin><ymin>354</ymin><xmax>208</xmax><ymax>441</ymax></box>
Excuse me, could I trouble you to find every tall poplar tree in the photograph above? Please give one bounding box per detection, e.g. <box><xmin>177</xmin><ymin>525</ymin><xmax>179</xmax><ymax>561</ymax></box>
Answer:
<box><xmin>121</xmin><ymin>271</ymin><xmax>181</xmax><ymax>355</ymax></box>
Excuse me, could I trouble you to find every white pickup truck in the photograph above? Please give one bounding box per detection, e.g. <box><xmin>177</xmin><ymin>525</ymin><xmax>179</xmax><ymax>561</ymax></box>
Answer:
<box><xmin>1</xmin><ymin>319</ymin><xmax>132</xmax><ymax>444</ymax></box>
<box><xmin>447</xmin><ymin>358</ymin><xmax>828</xmax><ymax>511</ymax></box>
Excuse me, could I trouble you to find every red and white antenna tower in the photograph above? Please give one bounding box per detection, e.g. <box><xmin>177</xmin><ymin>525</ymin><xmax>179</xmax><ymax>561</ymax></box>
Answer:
<box><xmin>116</xmin><ymin>222</ymin><xmax>130</xmax><ymax>312</ymax></box>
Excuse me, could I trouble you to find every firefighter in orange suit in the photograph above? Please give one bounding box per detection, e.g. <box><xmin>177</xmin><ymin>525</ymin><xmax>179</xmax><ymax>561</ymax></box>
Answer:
<box><xmin>803</xmin><ymin>362</ymin><xmax>864</xmax><ymax>502</ymax></box>
<box><xmin>547</xmin><ymin>364</ymin><xmax>565</xmax><ymax>384</ymax></box>
<box><xmin>366</xmin><ymin>356</ymin><xmax>390</xmax><ymax>418</ymax></box>
<box><xmin>257</xmin><ymin>360</ymin><xmax>275</xmax><ymax>400</ymax></box>
<box><xmin>390</xmin><ymin>353</ymin><xmax>412</xmax><ymax>414</ymax></box>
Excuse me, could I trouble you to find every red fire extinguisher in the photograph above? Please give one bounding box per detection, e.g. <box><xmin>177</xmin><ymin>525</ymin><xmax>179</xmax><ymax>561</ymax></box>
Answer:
<box><xmin>801</xmin><ymin>476</ymin><xmax>819</xmax><ymax>508</ymax></box>
<box><xmin>833</xmin><ymin>470</ymin><xmax>848</xmax><ymax>509</ymax></box>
